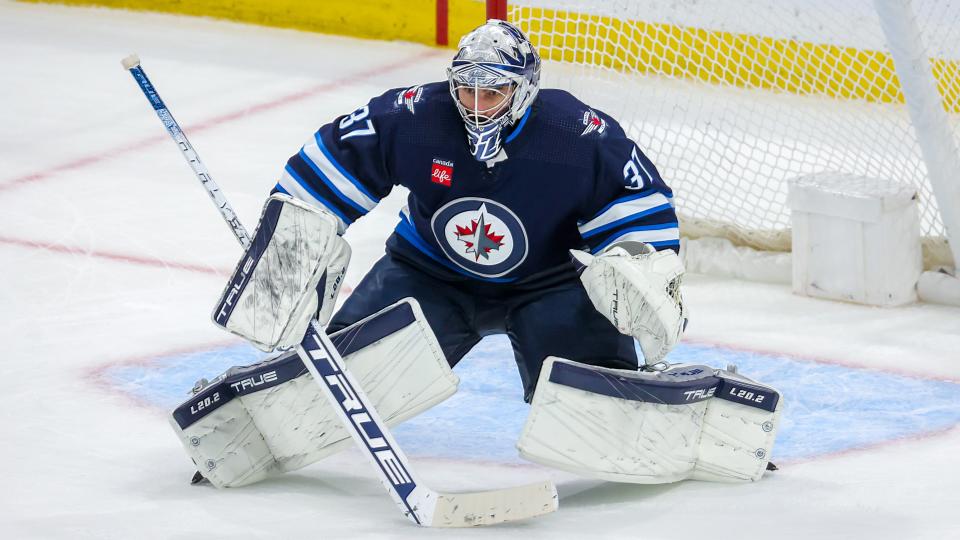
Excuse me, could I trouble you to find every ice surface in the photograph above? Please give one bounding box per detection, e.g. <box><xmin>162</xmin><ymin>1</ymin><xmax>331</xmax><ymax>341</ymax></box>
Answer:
<box><xmin>2</xmin><ymin>2</ymin><xmax>960</xmax><ymax>538</ymax></box>
<box><xmin>105</xmin><ymin>338</ymin><xmax>960</xmax><ymax>465</ymax></box>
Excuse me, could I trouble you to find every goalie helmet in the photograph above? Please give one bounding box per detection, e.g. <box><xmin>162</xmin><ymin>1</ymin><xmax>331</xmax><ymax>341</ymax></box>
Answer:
<box><xmin>447</xmin><ymin>19</ymin><xmax>541</xmax><ymax>161</ymax></box>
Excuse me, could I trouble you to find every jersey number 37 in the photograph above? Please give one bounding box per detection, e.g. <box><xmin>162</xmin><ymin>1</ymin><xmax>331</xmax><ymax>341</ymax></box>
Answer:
<box><xmin>622</xmin><ymin>146</ymin><xmax>653</xmax><ymax>190</ymax></box>
<box><xmin>339</xmin><ymin>105</ymin><xmax>377</xmax><ymax>140</ymax></box>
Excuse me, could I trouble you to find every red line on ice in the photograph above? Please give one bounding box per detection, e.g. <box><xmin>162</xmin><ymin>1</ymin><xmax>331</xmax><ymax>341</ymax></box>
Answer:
<box><xmin>684</xmin><ymin>336</ymin><xmax>960</xmax><ymax>464</ymax></box>
<box><xmin>780</xmin><ymin>423</ymin><xmax>960</xmax><ymax>466</ymax></box>
<box><xmin>86</xmin><ymin>339</ymin><xmax>242</xmax><ymax>411</ymax></box>
<box><xmin>0</xmin><ymin>49</ymin><xmax>443</xmax><ymax>192</ymax></box>
<box><xmin>0</xmin><ymin>235</ymin><xmax>358</xmax><ymax>293</ymax></box>
<box><xmin>683</xmin><ymin>336</ymin><xmax>960</xmax><ymax>385</ymax></box>
<box><xmin>0</xmin><ymin>234</ymin><xmax>231</xmax><ymax>276</ymax></box>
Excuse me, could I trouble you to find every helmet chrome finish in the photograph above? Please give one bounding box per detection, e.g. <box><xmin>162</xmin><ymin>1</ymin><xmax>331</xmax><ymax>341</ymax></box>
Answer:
<box><xmin>448</xmin><ymin>19</ymin><xmax>541</xmax><ymax>161</ymax></box>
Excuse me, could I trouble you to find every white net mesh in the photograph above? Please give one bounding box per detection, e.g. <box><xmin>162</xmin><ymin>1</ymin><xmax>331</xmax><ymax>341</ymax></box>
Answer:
<box><xmin>507</xmin><ymin>0</ymin><xmax>959</xmax><ymax>265</ymax></box>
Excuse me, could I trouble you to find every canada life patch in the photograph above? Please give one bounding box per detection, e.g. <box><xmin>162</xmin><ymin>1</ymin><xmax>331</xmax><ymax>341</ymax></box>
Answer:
<box><xmin>431</xmin><ymin>158</ymin><xmax>453</xmax><ymax>187</ymax></box>
<box><xmin>431</xmin><ymin>198</ymin><xmax>529</xmax><ymax>278</ymax></box>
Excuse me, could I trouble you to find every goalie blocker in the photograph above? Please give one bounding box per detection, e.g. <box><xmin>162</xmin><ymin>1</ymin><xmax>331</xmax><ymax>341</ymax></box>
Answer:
<box><xmin>212</xmin><ymin>193</ymin><xmax>350</xmax><ymax>352</ymax></box>
<box><xmin>518</xmin><ymin>358</ymin><xmax>781</xmax><ymax>483</ymax></box>
<box><xmin>172</xmin><ymin>299</ymin><xmax>458</xmax><ymax>488</ymax></box>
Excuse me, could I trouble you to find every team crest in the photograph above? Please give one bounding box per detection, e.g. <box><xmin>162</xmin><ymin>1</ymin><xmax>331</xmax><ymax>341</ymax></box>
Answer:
<box><xmin>580</xmin><ymin>109</ymin><xmax>607</xmax><ymax>136</ymax></box>
<box><xmin>431</xmin><ymin>198</ymin><xmax>528</xmax><ymax>278</ymax></box>
<box><xmin>397</xmin><ymin>85</ymin><xmax>424</xmax><ymax>114</ymax></box>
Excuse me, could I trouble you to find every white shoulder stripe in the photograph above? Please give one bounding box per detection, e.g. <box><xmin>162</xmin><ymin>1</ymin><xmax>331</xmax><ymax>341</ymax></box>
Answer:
<box><xmin>301</xmin><ymin>137</ymin><xmax>378</xmax><ymax>212</ymax></box>
<box><xmin>277</xmin><ymin>173</ymin><xmax>349</xmax><ymax>234</ymax></box>
<box><xmin>579</xmin><ymin>192</ymin><xmax>672</xmax><ymax>236</ymax></box>
<box><xmin>596</xmin><ymin>228</ymin><xmax>680</xmax><ymax>252</ymax></box>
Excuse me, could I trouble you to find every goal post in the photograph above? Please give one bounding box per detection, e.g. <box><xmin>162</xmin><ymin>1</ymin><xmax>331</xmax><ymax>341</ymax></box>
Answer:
<box><xmin>493</xmin><ymin>0</ymin><xmax>960</xmax><ymax>273</ymax></box>
<box><xmin>874</xmin><ymin>0</ymin><xmax>960</xmax><ymax>274</ymax></box>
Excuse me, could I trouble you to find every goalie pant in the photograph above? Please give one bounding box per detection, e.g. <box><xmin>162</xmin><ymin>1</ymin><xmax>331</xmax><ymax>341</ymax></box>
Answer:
<box><xmin>328</xmin><ymin>252</ymin><xmax>639</xmax><ymax>402</ymax></box>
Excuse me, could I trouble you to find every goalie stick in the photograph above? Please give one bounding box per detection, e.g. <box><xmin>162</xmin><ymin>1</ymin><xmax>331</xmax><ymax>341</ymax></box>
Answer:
<box><xmin>122</xmin><ymin>54</ymin><xmax>558</xmax><ymax>527</ymax></box>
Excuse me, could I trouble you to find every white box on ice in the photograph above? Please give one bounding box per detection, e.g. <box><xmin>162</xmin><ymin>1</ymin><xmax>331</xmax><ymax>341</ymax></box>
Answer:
<box><xmin>788</xmin><ymin>173</ymin><xmax>921</xmax><ymax>306</ymax></box>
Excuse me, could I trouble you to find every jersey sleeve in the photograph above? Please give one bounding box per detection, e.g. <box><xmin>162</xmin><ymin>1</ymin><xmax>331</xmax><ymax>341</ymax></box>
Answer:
<box><xmin>273</xmin><ymin>91</ymin><xmax>397</xmax><ymax>233</ymax></box>
<box><xmin>578</xmin><ymin>114</ymin><xmax>680</xmax><ymax>254</ymax></box>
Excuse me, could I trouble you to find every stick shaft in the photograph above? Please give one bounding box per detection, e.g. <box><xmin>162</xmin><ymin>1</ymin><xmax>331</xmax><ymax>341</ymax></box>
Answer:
<box><xmin>123</xmin><ymin>56</ymin><xmax>558</xmax><ymax>528</ymax></box>
<box><xmin>123</xmin><ymin>56</ymin><xmax>430</xmax><ymax>525</ymax></box>
<box><xmin>125</xmin><ymin>58</ymin><xmax>250</xmax><ymax>248</ymax></box>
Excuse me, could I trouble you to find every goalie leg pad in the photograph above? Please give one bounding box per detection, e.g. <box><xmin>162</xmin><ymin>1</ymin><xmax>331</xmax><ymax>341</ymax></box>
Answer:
<box><xmin>172</xmin><ymin>298</ymin><xmax>458</xmax><ymax>487</ymax></box>
<box><xmin>167</xmin><ymin>386</ymin><xmax>279</xmax><ymax>488</ymax></box>
<box><xmin>212</xmin><ymin>193</ymin><xmax>350</xmax><ymax>352</ymax></box>
<box><xmin>517</xmin><ymin>358</ymin><xmax>781</xmax><ymax>484</ymax></box>
<box><xmin>692</xmin><ymin>369</ymin><xmax>782</xmax><ymax>482</ymax></box>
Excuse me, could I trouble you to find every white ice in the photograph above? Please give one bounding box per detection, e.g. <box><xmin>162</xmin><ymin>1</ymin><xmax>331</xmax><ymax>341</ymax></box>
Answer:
<box><xmin>2</xmin><ymin>2</ymin><xmax>960</xmax><ymax>538</ymax></box>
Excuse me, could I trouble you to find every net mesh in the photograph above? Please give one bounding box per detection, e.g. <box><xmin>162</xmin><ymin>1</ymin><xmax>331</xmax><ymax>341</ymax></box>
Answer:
<box><xmin>507</xmin><ymin>0</ymin><xmax>959</xmax><ymax>264</ymax></box>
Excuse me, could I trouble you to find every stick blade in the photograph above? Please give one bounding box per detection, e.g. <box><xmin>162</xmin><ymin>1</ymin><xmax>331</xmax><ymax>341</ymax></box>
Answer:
<box><xmin>428</xmin><ymin>480</ymin><xmax>558</xmax><ymax>527</ymax></box>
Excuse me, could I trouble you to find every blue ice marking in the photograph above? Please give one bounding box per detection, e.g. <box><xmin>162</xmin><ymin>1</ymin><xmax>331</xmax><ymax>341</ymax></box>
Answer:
<box><xmin>101</xmin><ymin>338</ymin><xmax>960</xmax><ymax>465</ymax></box>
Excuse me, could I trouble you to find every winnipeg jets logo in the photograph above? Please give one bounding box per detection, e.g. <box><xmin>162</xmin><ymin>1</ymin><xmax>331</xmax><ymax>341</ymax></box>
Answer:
<box><xmin>431</xmin><ymin>198</ymin><xmax>528</xmax><ymax>278</ymax></box>
<box><xmin>454</xmin><ymin>204</ymin><xmax>505</xmax><ymax>261</ymax></box>
<box><xmin>580</xmin><ymin>109</ymin><xmax>607</xmax><ymax>136</ymax></box>
<box><xmin>453</xmin><ymin>63</ymin><xmax>505</xmax><ymax>87</ymax></box>
<box><xmin>396</xmin><ymin>85</ymin><xmax>424</xmax><ymax>114</ymax></box>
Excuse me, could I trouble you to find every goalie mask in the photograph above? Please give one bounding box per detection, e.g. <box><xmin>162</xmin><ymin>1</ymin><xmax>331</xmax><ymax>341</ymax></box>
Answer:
<box><xmin>448</xmin><ymin>19</ymin><xmax>541</xmax><ymax>162</ymax></box>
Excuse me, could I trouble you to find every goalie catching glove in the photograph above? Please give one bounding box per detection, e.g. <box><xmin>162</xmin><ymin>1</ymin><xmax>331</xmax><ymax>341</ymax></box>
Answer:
<box><xmin>571</xmin><ymin>241</ymin><xmax>687</xmax><ymax>365</ymax></box>
<box><xmin>213</xmin><ymin>193</ymin><xmax>350</xmax><ymax>351</ymax></box>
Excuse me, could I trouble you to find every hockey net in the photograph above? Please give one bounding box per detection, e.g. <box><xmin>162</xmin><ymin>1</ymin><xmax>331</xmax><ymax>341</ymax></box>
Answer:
<box><xmin>504</xmin><ymin>0</ymin><xmax>960</xmax><ymax>268</ymax></box>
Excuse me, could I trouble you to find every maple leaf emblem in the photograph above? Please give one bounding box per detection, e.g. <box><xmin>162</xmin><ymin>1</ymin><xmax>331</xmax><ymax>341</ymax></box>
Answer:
<box><xmin>402</xmin><ymin>86</ymin><xmax>421</xmax><ymax>114</ymax></box>
<box><xmin>580</xmin><ymin>110</ymin><xmax>607</xmax><ymax>136</ymax></box>
<box><xmin>454</xmin><ymin>204</ymin><xmax>505</xmax><ymax>261</ymax></box>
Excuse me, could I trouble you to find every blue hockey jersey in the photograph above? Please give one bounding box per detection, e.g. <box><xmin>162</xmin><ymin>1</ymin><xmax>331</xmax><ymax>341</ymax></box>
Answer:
<box><xmin>274</xmin><ymin>82</ymin><xmax>679</xmax><ymax>286</ymax></box>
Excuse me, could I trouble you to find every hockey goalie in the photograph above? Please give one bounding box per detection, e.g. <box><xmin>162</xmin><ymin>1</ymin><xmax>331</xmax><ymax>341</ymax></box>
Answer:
<box><xmin>170</xmin><ymin>19</ymin><xmax>781</xmax><ymax>489</ymax></box>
